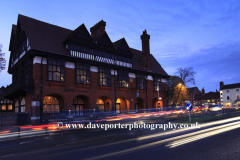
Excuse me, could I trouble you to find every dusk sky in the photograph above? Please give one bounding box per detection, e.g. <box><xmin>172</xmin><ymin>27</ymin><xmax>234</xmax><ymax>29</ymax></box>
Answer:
<box><xmin>0</xmin><ymin>0</ymin><xmax>240</xmax><ymax>93</ymax></box>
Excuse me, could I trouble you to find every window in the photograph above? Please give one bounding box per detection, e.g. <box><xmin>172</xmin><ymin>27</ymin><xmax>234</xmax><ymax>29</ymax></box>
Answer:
<box><xmin>99</xmin><ymin>67</ymin><xmax>111</xmax><ymax>86</ymax></box>
<box><xmin>153</xmin><ymin>77</ymin><xmax>161</xmax><ymax>91</ymax></box>
<box><xmin>43</xmin><ymin>96</ymin><xmax>60</xmax><ymax>113</ymax></box>
<box><xmin>118</xmin><ymin>70</ymin><xmax>129</xmax><ymax>88</ymax></box>
<box><xmin>75</xmin><ymin>63</ymin><xmax>90</xmax><ymax>84</ymax></box>
<box><xmin>237</xmin><ymin>95</ymin><xmax>240</xmax><ymax>99</ymax></box>
<box><xmin>227</xmin><ymin>95</ymin><xmax>230</xmax><ymax>100</ymax></box>
<box><xmin>226</xmin><ymin>90</ymin><xmax>229</xmax><ymax>93</ymax></box>
<box><xmin>207</xmin><ymin>100</ymin><xmax>210</xmax><ymax>102</ymax></box>
<box><xmin>212</xmin><ymin>99</ymin><xmax>215</xmax><ymax>102</ymax></box>
<box><xmin>47</xmin><ymin>59</ymin><xmax>65</xmax><ymax>82</ymax></box>
<box><xmin>21</xmin><ymin>98</ymin><xmax>25</xmax><ymax>112</ymax></box>
<box><xmin>137</xmin><ymin>74</ymin><xmax>146</xmax><ymax>90</ymax></box>
<box><xmin>237</xmin><ymin>89</ymin><xmax>239</xmax><ymax>92</ymax></box>
<box><xmin>202</xmin><ymin>100</ymin><xmax>205</xmax><ymax>103</ymax></box>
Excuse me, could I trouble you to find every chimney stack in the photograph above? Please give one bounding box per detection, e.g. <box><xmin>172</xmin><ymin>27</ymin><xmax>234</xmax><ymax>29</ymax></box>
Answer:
<box><xmin>90</xmin><ymin>20</ymin><xmax>106</xmax><ymax>39</ymax></box>
<box><xmin>140</xmin><ymin>30</ymin><xmax>152</xmax><ymax>70</ymax></box>
<box><xmin>220</xmin><ymin>81</ymin><xmax>224</xmax><ymax>89</ymax></box>
<box><xmin>202</xmin><ymin>87</ymin><xmax>205</xmax><ymax>94</ymax></box>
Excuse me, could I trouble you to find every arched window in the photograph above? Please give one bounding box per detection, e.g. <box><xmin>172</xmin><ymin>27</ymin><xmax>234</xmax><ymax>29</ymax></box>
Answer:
<box><xmin>21</xmin><ymin>98</ymin><xmax>25</xmax><ymax>112</ymax></box>
<box><xmin>15</xmin><ymin>100</ymin><xmax>19</xmax><ymax>112</ymax></box>
<box><xmin>43</xmin><ymin>96</ymin><xmax>60</xmax><ymax>113</ymax></box>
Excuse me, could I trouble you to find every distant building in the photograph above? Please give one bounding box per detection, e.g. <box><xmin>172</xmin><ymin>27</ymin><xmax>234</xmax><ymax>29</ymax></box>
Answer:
<box><xmin>187</xmin><ymin>87</ymin><xmax>201</xmax><ymax>104</ymax></box>
<box><xmin>194</xmin><ymin>87</ymin><xmax>220</xmax><ymax>107</ymax></box>
<box><xmin>220</xmin><ymin>81</ymin><xmax>240</xmax><ymax>107</ymax></box>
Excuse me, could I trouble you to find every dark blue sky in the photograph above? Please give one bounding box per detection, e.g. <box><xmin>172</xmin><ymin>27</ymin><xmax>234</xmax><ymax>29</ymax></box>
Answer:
<box><xmin>0</xmin><ymin>0</ymin><xmax>240</xmax><ymax>92</ymax></box>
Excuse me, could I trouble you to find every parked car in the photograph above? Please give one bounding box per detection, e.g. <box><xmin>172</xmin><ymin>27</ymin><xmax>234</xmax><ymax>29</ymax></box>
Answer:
<box><xmin>209</xmin><ymin>104</ymin><xmax>222</xmax><ymax>111</ymax></box>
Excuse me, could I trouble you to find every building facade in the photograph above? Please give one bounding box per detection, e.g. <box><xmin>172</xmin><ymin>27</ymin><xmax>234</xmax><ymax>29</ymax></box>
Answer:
<box><xmin>220</xmin><ymin>81</ymin><xmax>240</xmax><ymax>107</ymax></box>
<box><xmin>187</xmin><ymin>87</ymin><xmax>201</xmax><ymax>105</ymax></box>
<box><xmin>193</xmin><ymin>88</ymin><xmax>220</xmax><ymax>107</ymax></box>
<box><xmin>3</xmin><ymin>15</ymin><xmax>169</xmax><ymax>121</ymax></box>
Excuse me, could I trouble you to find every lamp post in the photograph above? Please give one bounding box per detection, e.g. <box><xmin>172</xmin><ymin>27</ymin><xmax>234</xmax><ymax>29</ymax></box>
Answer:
<box><xmin>157</xmin><ymin>79</ymin><xmax>161</xmax><ymax>111</ymax></box>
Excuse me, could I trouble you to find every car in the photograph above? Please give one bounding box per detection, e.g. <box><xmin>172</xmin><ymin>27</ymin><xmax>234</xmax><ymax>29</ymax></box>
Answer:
<box><xmin>209</xmin><ymin>104</ymin><xmax>222</xmax><ymax>111</ymax></box>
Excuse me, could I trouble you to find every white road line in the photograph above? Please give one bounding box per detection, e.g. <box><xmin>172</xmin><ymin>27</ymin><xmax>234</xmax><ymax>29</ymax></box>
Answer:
<box><xmin>0</xmin><ymin>154</ymin><xmax>15</xmax><ymax>158</ymax></box>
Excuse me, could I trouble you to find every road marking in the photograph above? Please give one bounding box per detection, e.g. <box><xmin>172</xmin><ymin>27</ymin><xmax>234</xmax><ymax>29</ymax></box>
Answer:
<box><xmin>87</xmin><ymin>121</ymin><xmax>240</xmax><ymax>160</ymax></box>
<box><xmin>0</xmin><ymin>154</ymin><xmax>14</xmax><ymax>158</ymax></box>
<box><xmin>20</xmin><ymin>141</ymin><xmax>34</xmax><ymax>144</ymax></box>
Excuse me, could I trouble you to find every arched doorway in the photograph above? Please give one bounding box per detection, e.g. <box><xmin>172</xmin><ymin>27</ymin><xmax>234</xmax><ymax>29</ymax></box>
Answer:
<box><xmin>135</xmin><ymin>98</ymin><xmax>144</xmax><ymax>113</ymax></box>
<box><xmin>96</xmin><ymin>98</ymin><xmax>104</xmax><ymax>112</ymax></box>
<box><xmin>152</xmin><ymin>98</ymin><xmax>162</xmax><ymax>110</ymax></box>
<box><xmin>72</xmin><ymin>97</ymin><xmax>84</xmax><ymax>116</ymax></box>
<box><xmin>43</xmin><ymin>96</ymin><xmax>60</xmax><ymax>113</ymax></box>
<box><xmin>96</xmin><ymin>96</ymin><xmax>112</xmax><ymax>112</ymax></box>
<box><xmin>116</xmin><ymin>98</ymin><xmax>129</xmax><ymax>114</ymax></box>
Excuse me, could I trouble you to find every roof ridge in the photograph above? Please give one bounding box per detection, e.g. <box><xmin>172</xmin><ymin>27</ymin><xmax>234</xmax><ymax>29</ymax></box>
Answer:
<box><xmin>18</xmin><ymin>14</ymin><xmax>73</xmax><ymax>32</ymax></box>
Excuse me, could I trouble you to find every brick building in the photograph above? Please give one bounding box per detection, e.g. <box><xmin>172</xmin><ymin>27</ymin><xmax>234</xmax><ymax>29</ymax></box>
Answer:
<box><xmin>187</xmin><ymin>87</ymin><xmax>201</xmax><ymax>104</ymax></box>
<box><xmin>193</xmin><ymin>88</ymin><xmax>220</xmax><ymax>107</ymax></box>
<box><xmin>3</xmin><ymin>15</ymin><xmax>169</xmax><ymax>122</ymax></box>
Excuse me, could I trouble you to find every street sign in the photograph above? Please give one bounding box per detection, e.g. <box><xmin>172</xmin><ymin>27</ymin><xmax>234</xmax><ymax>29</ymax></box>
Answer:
<box><xmin>186</xmin><ymin>103</ymin><xmax>193</xmax><ymax>111</ymax></box>
<box><xmin>136</xmin><ymin>90</ymin><xmax>140</xmax><ymax>98</ymax></box>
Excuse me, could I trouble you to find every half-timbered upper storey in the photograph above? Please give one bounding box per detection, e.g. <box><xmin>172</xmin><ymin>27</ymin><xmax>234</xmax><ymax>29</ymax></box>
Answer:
<box><xmin>8</xmin><ymin>14</ymin><xmax>168</xmax><ymax>76</ymax></box>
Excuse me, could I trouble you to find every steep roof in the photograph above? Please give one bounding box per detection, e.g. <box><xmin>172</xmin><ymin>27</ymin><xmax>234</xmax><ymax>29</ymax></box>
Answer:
<box><xmin>14</xmin><ymin>14</ymin><xmax>169</xmax><ymax>77</ymax></box>
<box><xmin>18</xmin><ymin>14</ymin><xmax>72</xmax><ymax>55</ymax></box>
<box><xmin>194</xmin><ymin>92</ymin><xmax>220</xmax><ymax>100</ymax></box>
<box><xmin>220</xmin><ymin>83</ymin><xmax>240</xmax><ymax>90</ymax></box>
<box><xmin>188</xmin><ymin>87</ymin><xmax>197</xmax><ymax>93</ymax></box>
<box><xmin>130</xmin><ymin>48</ymin><xmax>168</xmax><ymax>76</ymax></box>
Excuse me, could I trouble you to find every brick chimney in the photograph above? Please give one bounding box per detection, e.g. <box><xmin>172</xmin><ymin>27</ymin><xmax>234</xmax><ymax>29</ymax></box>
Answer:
<box><xmin>90</xmin><ymin>20</ymin><xmax>106</xmax><ymax>39</ymax></box>
<box><xmin>202</xmin><ymin>87</ymin><xmax>205</xmax><ymax>94</ymax></box>
<box><xmin>140</xmin><ymin>30</ymin><xmax>152</xmax><ymax>70</ymax></box>
<box><xmin>220</xmin><ymin>81</ymin><xmax>224</xmax><ymax>89</ymax></box>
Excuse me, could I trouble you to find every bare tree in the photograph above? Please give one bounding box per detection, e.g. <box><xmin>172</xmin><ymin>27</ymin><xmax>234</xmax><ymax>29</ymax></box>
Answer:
<box><xmin>174</xmin><ymin>67</ymin><xmax>196</xmax><ymax>86</ymax></box>
<box><xmin>167</xmin><ymin>68</ymin><xmax>196</xmax><ymax>106</ymax></box>
<box><xmin>0</xmin><ymin>44</ymin><xmax>6</xmax><ymax>72</ymax></box>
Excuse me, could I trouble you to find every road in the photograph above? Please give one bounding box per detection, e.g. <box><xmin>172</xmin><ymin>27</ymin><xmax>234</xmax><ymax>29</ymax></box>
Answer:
<box><xmin>0</xmin><ymin>116</ymin><xmax>240</xmax><ymax>160</ymax></box>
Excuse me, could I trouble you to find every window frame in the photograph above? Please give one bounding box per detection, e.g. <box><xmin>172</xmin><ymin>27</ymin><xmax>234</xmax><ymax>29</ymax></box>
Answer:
<box><xmin>98</xmin><ymin>67</ymin><xmax>111</xmax><ymax>87</ymax></box>
<box><xmin>118</xmin><ymin>70</ymin><xmax>129</xmax><ymax>88</ymax></box>
<box><xmin>47</xmin><ymin>58</ymin><xmax>65</xmax><ymax>82</ymax></box>
<box><xmin>137</xmin><ymin>74</ymin><xmax>146</xmax><ymax>90</ymax></box>
<box><xmin>75</xmin><ymin>63</ymin><xmax>90</xmax><ymax>85</ymax></box>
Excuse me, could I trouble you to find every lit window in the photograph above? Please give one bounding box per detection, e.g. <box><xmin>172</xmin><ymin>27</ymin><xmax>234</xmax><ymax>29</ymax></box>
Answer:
<box><xmin>43</xmin><ymin>96</ymin><xmax>60</xmax><ymax>113</ymax></box>
<box><xmin>47</xmin><ymin>59</ymin><xmax>65</xmax><ymax>82</ymax></box>
<box><xmin>76</xmin><ymin>63</ymin><xmax>90</xmax><ymax>84</ymax></box>
<box><xmin>118</xmin><ymin>70</ymin><xmax>129</xmax><ymax>88</ymax></box>
<box><xmin>99</xmin><ymin>67</ymin><xmax>111</xmax><ymax>87</ymax></box>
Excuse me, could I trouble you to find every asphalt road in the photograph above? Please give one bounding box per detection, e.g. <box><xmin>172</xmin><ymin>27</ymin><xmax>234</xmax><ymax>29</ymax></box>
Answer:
<box><xmin>1</xmin><ymin>116</ymin><xmax>240</xmax><ymax>160</ymax></box>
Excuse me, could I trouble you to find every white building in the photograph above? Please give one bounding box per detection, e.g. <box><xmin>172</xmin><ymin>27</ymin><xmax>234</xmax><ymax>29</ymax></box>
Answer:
<box><xmin>220</xmin><ymin>81</ymin><xmax>240</xmax><ymax>107</ymax></box>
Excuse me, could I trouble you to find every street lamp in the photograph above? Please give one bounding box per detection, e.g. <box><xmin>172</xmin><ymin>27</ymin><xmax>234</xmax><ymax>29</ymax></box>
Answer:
<box><xmin>157</xmin><ymin>79</ymin><xmax>161</xmax><ymax>111</ymax></box>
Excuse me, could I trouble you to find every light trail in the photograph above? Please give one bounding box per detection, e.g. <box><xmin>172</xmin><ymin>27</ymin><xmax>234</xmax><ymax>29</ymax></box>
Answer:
<box><xmin>88</xmin><ymin>121</ymin><xmax>240</xmax><ymax>160</ymax></box>
<box><xmin>138</xmin><ymin>116</ymin><xmax>240</xmax><ymax>140</ymax></box>
<box><xmin>167</xmin><ymin>122</ymin><xmax>240</xmax><ymax>148</ymax></box>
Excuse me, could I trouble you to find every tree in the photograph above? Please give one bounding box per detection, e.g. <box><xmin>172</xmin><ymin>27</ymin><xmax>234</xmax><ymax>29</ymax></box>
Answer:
<box><xmin>0</xmin><ymin>44</ymin><xmax>6</xmax><ymax>72</ymax></box>
<box><xmin>167</xmin><ymin>67</ymin><xmax>196</xmax><ymax>106</ymax></box>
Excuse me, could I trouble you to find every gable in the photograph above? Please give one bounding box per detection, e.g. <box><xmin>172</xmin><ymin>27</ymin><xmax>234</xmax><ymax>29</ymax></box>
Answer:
<box><xmin>64</xmin><ymin>24</ymin><xmax>92</xmax><ymax>43</ymax></box>
<box><xmin>117</xmin><ymin>38</ymin><xmax>133</xmax><ymax>56</ymax></box>
<box><xmin>97</xmin><ymin>32</ymin><xmax>114</xmax><ymax>47</ymax></box>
